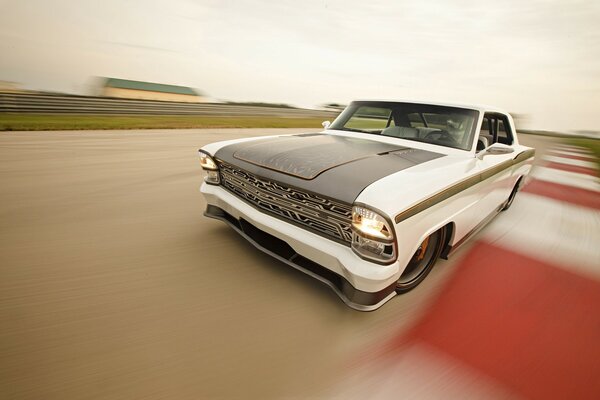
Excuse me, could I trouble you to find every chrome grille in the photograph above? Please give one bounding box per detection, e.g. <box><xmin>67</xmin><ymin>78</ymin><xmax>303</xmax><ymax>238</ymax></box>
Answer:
<box><xmin>218</xmin><ymin>160</ymin><xmax>353</xmax><ymax>244</ymax></box>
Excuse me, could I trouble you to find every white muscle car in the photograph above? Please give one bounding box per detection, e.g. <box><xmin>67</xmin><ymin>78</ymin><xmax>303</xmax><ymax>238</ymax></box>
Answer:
<box><xmin>198</xmin><ymin>100</ymin><xmax>535</xmax><ymax>311</ymax></box>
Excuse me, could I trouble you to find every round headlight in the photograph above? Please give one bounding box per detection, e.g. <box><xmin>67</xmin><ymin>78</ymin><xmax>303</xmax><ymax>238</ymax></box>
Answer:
<box><xmin>352</xmin><ymin>206</ymin><xmax>393</xmax><ymax>241</ymax></box>
<box><xmin>351</xmin><ymin>205</ymin><xmax>396</xmax><ymax>263</ymax></box>
<box><xmin>199</xmin><ymin>150</ymin><xmax>220</xmax><ymax>184</ymax></box>
<box><xmin>199</xmin><ymin>151</ymin><xmax>218</xmax><ymax>170</ymax></box>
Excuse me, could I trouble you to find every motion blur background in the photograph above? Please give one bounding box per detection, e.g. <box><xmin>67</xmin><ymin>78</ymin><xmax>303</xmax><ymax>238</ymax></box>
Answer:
<box><xmin>1</xmin><ymin>1</ymin><xmax>599</xmax><ymax>400</ymax></box>
<box><xmin>1</xmin><ymin>0</ymin><xmax>600</xmax><ymax>132</ymax></box>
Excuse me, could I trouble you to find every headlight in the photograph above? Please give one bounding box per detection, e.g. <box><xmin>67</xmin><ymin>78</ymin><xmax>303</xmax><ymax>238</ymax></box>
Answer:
<box><xmin>199</xmin><ymin>150</ymin><xmax>220</xmax><ymax>184</ymax></box>
<box><xmin>352</xmin><ymin>206</ymin><xmax>393</xmax><ymax>241</ymax></box>
<box><xmin>199</xmin><ymin>151</ymin><xmax>218</xmax><ymax>170</ymax></box>
<box><xmin>351</xmin><ymin>205</ymin><xmax>396</xmax><ymax>263</ymax></box>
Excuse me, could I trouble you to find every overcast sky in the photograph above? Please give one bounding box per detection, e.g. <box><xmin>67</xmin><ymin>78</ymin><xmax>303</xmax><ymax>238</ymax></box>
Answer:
<box><xmin>1</xmin><ymin>0</ymin><xmax>599</xmax><ymax>131</ymax></box>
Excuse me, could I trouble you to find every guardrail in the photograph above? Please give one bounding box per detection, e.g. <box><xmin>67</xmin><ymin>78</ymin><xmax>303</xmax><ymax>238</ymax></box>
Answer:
<box><xmin>0</xmin><ymin>92</ymin><xmax>339</xmax><ymax>118</ymax></box>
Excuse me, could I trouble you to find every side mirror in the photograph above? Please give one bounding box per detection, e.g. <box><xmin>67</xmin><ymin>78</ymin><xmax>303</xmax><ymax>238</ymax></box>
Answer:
<box><xmin>322</xmin><ymin>120</ymin><xmax>331</xmax><ymax>130</ymax></box>
<box><xmin>477</xmin><ymin>143</ymin><xmax>514</xmax><ymax>159</ymax></box>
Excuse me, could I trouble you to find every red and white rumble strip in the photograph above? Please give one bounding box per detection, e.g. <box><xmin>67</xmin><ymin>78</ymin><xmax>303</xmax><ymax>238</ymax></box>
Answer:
<box><xmin>331</xmin><ymin>144</ymin><xmax>600</xmax><ymax>400</ymax></box>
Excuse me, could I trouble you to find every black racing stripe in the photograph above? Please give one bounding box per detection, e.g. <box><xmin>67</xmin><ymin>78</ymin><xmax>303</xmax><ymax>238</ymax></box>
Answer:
<box><xmin>394</xmin><ymin>148</ymin><xmax>535</xmax><ymax>224</ymax></box>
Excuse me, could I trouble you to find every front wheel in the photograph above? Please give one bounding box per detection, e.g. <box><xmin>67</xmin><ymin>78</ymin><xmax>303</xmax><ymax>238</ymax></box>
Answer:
<box><xmin>396</xmin><ymin>228</ymin><xmax>446</xmax><ymax>294</ymax></box>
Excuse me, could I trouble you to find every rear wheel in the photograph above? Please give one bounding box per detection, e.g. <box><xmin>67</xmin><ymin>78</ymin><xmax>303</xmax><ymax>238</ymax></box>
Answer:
<box><xmin>396</xmin><ymin>228</ymin><xmax>446</xmax><ymax>294</ymax></box>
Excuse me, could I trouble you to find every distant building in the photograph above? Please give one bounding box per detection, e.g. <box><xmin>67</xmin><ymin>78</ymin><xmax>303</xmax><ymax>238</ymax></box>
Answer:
<box><xmin>100</xmin><ymin>78</ymin><xmax>206</xmax><ymax>103</ymax></box>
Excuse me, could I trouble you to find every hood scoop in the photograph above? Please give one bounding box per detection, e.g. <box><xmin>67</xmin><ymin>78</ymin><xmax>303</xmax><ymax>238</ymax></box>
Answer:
<box><xmin>232</xmin><ymin>134</ymin><xmax>407</xmax><ymax>180</ymax></box>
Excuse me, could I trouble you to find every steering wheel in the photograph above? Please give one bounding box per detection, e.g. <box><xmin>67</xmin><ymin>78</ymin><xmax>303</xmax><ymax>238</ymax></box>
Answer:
<box><xmin>424</xmin><ymin>130</ymin><xmax>460</xmax><ymax>147</ymax></box>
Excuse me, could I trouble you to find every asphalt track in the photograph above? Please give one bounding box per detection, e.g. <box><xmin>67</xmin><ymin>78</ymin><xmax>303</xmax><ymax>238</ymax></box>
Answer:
<box><xmin>0</xmin><ymin>129</ymin><xmax>586</xmax><ymax>399</ymax></box>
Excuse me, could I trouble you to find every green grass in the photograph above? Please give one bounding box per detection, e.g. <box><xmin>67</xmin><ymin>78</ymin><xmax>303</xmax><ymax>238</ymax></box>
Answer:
<box><xmin>0</xmin><ymin>114</ymin><xmax>326</xmax><ymax>131</ymax></box>
<box><xmin>566</xmin><ymin>138</ymin><xmax>600</xmax><ymax>170</ymax></box>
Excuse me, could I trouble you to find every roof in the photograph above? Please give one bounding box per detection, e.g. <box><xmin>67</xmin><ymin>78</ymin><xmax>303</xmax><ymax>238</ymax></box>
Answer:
<box><xmin>352</xmin><ymin>99</ymin><xmax>509</xmax><ymax>115</ymax></box>
<box><xmin>104</xmin><ymin>78</ymin><xmax>198</xmax><ymax>96</ymax></box>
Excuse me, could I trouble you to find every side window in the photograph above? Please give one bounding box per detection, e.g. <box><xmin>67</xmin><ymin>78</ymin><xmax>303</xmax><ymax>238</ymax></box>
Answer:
<box><xmin>496</xmin><ymin>117</ymin><xmax>514</xmax><ymax>145</ymax></box>
<box><xmin>477</xmin><ymin>117</ymin><xmax>491</xmax><ymax>152</ymax></box>
<box><xmin>480</xmin><ymin>113</ymin><xmax>514</xmax><ymax>146</ymax></box>
<box><xmin>480</xmin><ymin>117</ymin><xmax>491</xmax><ymax>135</ymax></box>
<box><xmin>476</xmin><ymin>114</ymin><xmax>496</xmax><ymax>152</ymax></box>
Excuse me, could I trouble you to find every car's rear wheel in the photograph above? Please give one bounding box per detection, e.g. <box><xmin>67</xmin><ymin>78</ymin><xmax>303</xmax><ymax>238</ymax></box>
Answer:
<box><xmin>396</xmin><ymin>228</ymin><xmax>446</xmax><ymax>294</ymax></box>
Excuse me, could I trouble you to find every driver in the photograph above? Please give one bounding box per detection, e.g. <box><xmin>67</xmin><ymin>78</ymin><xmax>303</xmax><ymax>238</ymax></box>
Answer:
<box><xmin>446</xmin><ymin>117</ymin><xmax>463</xmax><ymax>142</ymax></box>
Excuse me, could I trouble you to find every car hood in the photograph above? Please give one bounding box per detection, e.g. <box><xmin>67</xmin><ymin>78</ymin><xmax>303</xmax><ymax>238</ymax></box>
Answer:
<box><xmin>214</xmin><ymin>133</ymin><xmax>444</xmax><ymax>204</ymax></box>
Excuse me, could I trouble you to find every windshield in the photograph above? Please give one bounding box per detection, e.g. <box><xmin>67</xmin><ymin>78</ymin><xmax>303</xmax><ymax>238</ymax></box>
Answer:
<box><xmin>329</xmin><ymin>101</ymin><xmax>479</xmax><ymax>151</ymax></box>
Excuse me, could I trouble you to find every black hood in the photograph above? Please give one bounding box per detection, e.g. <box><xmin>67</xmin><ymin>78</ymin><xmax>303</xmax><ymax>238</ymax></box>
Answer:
<box><xmin>214</xmin><ymin>133</ymin><xmax>444</xmax><ymax>204</ymax></box>
<box><xmin>232</xmin><ymin>133</ymin><xmax>406</xmax><ymax>180</ymax></box>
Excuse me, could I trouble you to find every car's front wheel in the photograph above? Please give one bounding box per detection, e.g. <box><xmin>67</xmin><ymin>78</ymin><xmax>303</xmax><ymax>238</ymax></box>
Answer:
<box><xmin>396</xmin><ymin>228</ymin><xmax>446</xmax><ymax>294</ymax></box>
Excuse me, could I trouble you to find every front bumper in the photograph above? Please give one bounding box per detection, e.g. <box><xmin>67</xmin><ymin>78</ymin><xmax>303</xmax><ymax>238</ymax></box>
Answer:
<box><xmin>201</xmin><ymin>183</ymin><xmax>399</xmax><ymax>311</ymax></box>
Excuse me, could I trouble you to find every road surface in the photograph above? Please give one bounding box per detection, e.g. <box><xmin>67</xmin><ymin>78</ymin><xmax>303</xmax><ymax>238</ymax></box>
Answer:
<box><xmin>0</xmin><ymin>129</ymin><xmax>573</xmax><ymax>399</ymax></box>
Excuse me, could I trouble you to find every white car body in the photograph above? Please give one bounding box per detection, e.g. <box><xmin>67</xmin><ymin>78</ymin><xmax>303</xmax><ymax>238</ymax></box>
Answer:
<box><xmin>199</xmin><ymin>100</ymin><xmax>535</xmax><ymax>311</ymax></box>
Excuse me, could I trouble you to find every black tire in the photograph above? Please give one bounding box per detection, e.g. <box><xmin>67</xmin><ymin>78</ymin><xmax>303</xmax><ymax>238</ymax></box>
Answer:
<box><xmin>501</xmin><ymin>178</ymin><xmax>523</xmax><ymax>212</ymax></box>
<box><xmin>396</xmin><ymin>228</ymin><xmax>446</xmax><ymax>294</ymax></box>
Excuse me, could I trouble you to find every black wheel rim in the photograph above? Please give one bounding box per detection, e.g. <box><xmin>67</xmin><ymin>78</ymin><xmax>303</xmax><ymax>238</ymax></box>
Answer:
<box><xmin>398</xmin><ymin>232</ymin><xmax>440</xmax><ymax>286</ymax></box>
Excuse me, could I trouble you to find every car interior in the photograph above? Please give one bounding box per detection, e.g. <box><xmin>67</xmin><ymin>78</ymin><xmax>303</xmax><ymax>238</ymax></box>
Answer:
<box><xmin>477</xmin><ymin>113</ymin><xmax>514</xmax><ymax>152</ymax></box>
<box><xmin>334</xmin><ymin>103</ymin><xmax>506</xmax><ymax>152</ymax></box>
<box><xmin>378</xmin><ymin>110</ymin><xmax>474</xmax><ymax>150</ymax></box>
